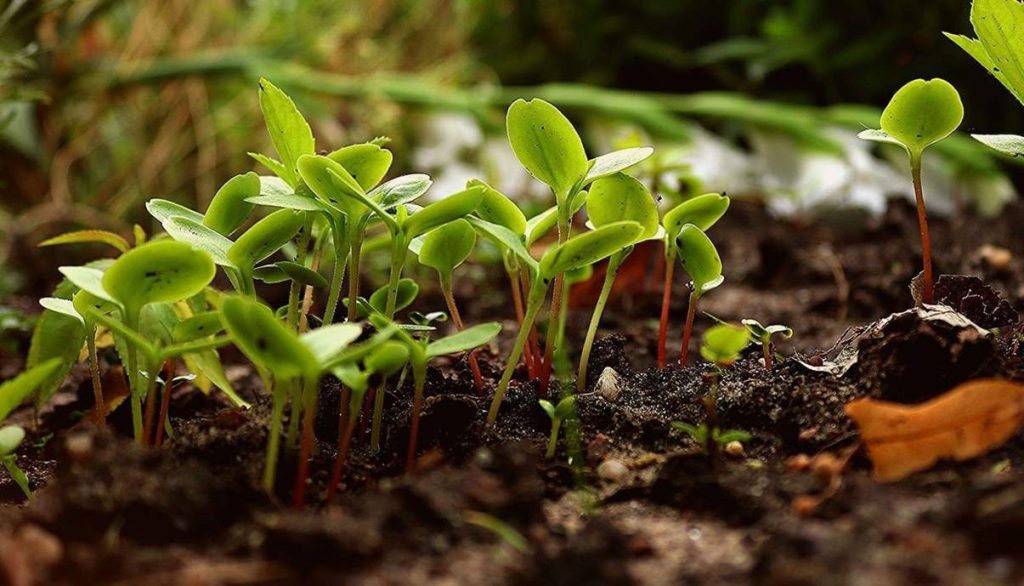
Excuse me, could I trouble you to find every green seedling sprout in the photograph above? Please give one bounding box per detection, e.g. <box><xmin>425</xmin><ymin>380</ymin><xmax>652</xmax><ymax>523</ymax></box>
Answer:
<box><xmin>657</xmin><ymin>194</ymin><xmax>730</xmax><ymax>368</ymax></box>
<box><xmin>946</xmin><ymin>0</ymin><xmax>1024</xmax><ymax>159</ymax></box>
<box><xmin>326</xmin><ymin>339</ymin><xmax>409</xmax><ymax>501</ymax></box>
<box><xmin>672</xmin><ymin>323</ymin><xmax>751</xmax><ymax>461</ymax></box>
<box><xmin>486</xmin><ymin>220</ymin><xmax>645</xmax><ymax>426</ymax></box>
<box><xmin>416</xmin><ymin>218</ymin><xmax>486</xmax><ymax>391</ymax></box>
<box><xmin>219</xmin><ymin>295</ymin><xmax>362</xmax><ymax>506</ymax></box>
<box><xmin>538</xmin><ymin>395</ymin><xmax>576</xmax><ymax>458</ymax></box>
<box><xmin>506</xmin><ymin>98</ymin><xmax>652</xmax><ymax>393</ymax></box>
<box><xmin>859</xmin><ymin>79</ymin><xmax>963</xmax><ymax>305</ymax></box>
<box><xmin>365</xmin><ymin>313</ymin><xmax>500</xmax><ymax>471</ymax></box>
<box><xmin>0</xmin><ymin>359</ymin><xmax>64</xmax><ymax>497</ymax></box>
<box><xmin>577</xmin><ymin>173</ymin><xmax>660</xmax><ymax>392</ymax></box>
<box><xmin>675</xmin><ymin>225</ymin><xmax>725</xmax><ymax>366</ymax></box>
<box><xmin>58</xmin><ymin>241</ymin><xmax>216</xmax><ymax>443</ymax></box>
<box><xmin>741</xmin><ymin>319</ymin><xmax>793</xmax><ymax>370</ymax></box>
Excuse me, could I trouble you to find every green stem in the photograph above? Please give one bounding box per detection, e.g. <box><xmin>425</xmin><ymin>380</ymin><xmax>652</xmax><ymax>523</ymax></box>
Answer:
<box><xmin>262</xmin><ymin>379</ymin><xmax>286</xmax><ymax>494</ymax></box>
<box><xmin>346</xmin><ymin>237</ymin><xmax>364</xmax><ymax>322</ymax></box>
<box><xmin>286</xmin><ymin>216</ymin><xmax>315</xmax><ymax>330</ymax></box>
<box><xmin>370</xmin><ymin>373</ymin><xmax>388</xmax><ymax>453</ymax></box>
<box><xmin>910</xmin><ymin>155</ymin><xmax>933</xmax><ymax>305</ymax></box>
<box><xmin>538</xmin><ymin>215</ymin><xmax>571</xmax><ymax>393</ymax></box>
<box><xmin>123</xmin><ymin>310</ymin><xmax>144</xmax><ymax>443</ymax></box>
<box><xmin>286</xmin><ymin>379</ymin><xmax>301</xmax><ymax>450</ymax></box>
<box><xmin>577</xmin><ymin>250</ymin><xmax>627</xmax><ymax>392</ymax></box>
<box><xmin>488</xmin><ymin>281</ymin><xmax>549</xmax><ymax>426</ymax></box>
<box><xmin>545</xmin><ymin>418</ymin><xmax>562</xmax><ymax>459</ymax></box>
<box><xmin>405</xmin><ymin>359</ymin><xmax>427</xmax><ymax>472</ymax></box>
<box><xmin>3</xmin><ymin>457</ymin><xmax>31</xmax><ymax>498</ymax></box>
<box><xmin>323</xmin><ymin>233</ymin><xmax>351</xmax><ymax>325</ymax></box>
<box><xmin>657</xmin><ymin>247</ymin><xmax>676</xmax><ymax>368</ymax></box>
<box><xmin>383</xmin><ymin>232</ymin><xmax>406</xmax><ymax>318</ymax></box>
<box><xmin>86</xmin><ymin>325</ymin><xmax>105</xmax><ymax>427</ymax></box>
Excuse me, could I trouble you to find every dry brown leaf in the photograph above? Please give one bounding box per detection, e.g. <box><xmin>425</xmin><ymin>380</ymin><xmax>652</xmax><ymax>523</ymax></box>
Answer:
<box><xmin>845</xmin><ymin>378</ymin><xmax>1024</xmax><ymax>482</ymax></box>
<box><xmin>78</xmin><ymin>366</ymin><xmax>130</xmax><ymax>426</ymax></box>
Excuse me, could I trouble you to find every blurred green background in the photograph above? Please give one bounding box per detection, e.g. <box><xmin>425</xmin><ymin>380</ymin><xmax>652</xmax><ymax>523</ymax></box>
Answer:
<box><xmin>0</xmin><ymin>0</ymin><xmax>1020</xmax><ymax>301</ymax></box>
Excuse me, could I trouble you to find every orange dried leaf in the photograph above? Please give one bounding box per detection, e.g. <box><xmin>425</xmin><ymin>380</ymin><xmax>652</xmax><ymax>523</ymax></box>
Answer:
<box><xmin>845</xmin><ymin>379</ymin><xmax>1024</xmax><ymax>482</ymax></box>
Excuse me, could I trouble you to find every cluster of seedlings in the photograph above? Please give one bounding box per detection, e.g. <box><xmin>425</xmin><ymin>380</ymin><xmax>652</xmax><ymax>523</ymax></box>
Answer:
<box><xmin>3</xmin><ymin>0</ymin><xmax>1024</xmax><ymax>504</ymax></box>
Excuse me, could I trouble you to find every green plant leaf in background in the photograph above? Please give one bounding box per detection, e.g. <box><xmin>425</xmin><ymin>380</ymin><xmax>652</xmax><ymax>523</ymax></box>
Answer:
<box><xmin>972</xmin><ymin>134</ymin><xmax>1024</xmax><ymax>158</ymax></box>
<box><xmin>426</xmin><ymin>322</ymin><xmax>502</xmax><ymax>358</ymax></box>
<box><xmin>506</xmin><ymin>98</ymin><xmax>589</xmax><ymax>202</ymax></box>
<box><xmin>584</xmin><ymin>147</ymin><xmax>654</xmax><ymax>185</ymax></box>
<box><xmin>699</xmin><ymin>323</ymin><xmax>751</xmax><ymax>365</ymax></box>
<box><xmin>0</xmin><ymin>425</ymin><xmax>24</xmax><ymax>456</ymax></box>
<box><xmin>39</xmin><ymin>230</ymin><xmax>130</xmax><ymax>253</ymax></box>
<box><xmin>258</xmin><ymin>78</ymin><xmax>315</xmax><ymax>186</ymax></box>
<box><xmin>0</xmin><ymin>359</ymin><xmax>62</xmax><ymax>422</ymax></box>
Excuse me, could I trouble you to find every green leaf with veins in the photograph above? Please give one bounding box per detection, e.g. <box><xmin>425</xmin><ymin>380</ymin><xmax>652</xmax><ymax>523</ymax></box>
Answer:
<box><xmin>103</xmin><ymin>241</ymin><xmax>216</xmax><ymax>318</ymax></box>
<box><xmin>860</xmin><ymin>79</ymin><xmax>963</xmax><ymax>158</ymax></box>
<box><xmin>418</xmin><ymin>219</ymin><xmax>476</xmax><ymax>275</ymax></box>
<box><xmin>426</xmin><ymin>322</ymin><xmax>501</xmax><ymax>358</ymax></box>
<box><xmin>227</xmin><ymin>209</ymin><xmax>304</xmax><ymax>273</ymax></box>
<box><xmin>584</xmin><ymin>147</ymin><xmax>654</xmax><ymax>185</ymax></box>
<box><xmin>328</xmin><ymin>144</ymin><xmax>393</xmax><ymax>191</ymax></box>
<box><xmin>220</xmin><ymin>296</ymin><xmax>317</xmax><ymax>379</ymax></box>
<box><xmin>662</xmin><ymin>193</ymin><xmax>730</xmax><ymax>240</ymax></box>
<box><xmin>371</xmin><ymin>174</ymin><xmax>433</xmax><ymax>210</ymax></box>
<box><xmin>586</xmin><ymin>173</ymin><xmax>660</xmax><ymax>239</ymax></box>
<box><xmin>468</xmin><ymin>179</ymin><xmax>527</xmax><ymax>234</ymax></box>
<box><xmin>676</xmin><ymin>224</ymin><xmax>723</xmax><ymax>295</ymax></box>
<box><xmin>402</xmin><ymin>186</ymin><xmax>484</xmax><ymax>239</ymax></box>
<box><xmin>972</xmin><ymin>134</ymin><xmax>1024</xmax><ymax>158</ymax></box>
<box><xmin>146</xmin><ymin>199</ymin><xmax>205</xmax><ymax>226</ymax></box>
<box><xmin>162</xmin><ymin>216</ymin><xmax>235</xmax><ymax>268</ymax></box>
<box><xmin>258</xmin><ymin>78</ymin><xmax>315</xmax><ymax>185</ymax></box>
<box><xmin>539</xmin><ymin>221</ymin><xmax>643</xmax><ymax>279</ymax></box>
<box><xmin>300</xmin><ymin>323</ymin><xmax>364</xmax><ymax>367</ymax></box>
<box><xmin>506</xmin><ymin>98</ymin><xmax>588</xmax><ymax>202</ymax></box>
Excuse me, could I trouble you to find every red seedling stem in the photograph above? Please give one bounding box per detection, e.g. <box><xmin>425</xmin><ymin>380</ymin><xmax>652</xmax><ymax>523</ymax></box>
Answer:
<box><xmin>405</xmin><ymin>366</ymin><xmax>426</xmax><ymax>473</ymax></box>
<box><xmin>519</xmin><ymin>269</ymin><xmax>542</xmax><ymax>378</ymax></box>
<box><xmin>538</xmin><ymin>274</ymin><xmax>565</xmax><ymax>396</ymax></box>
<box><xmin>911</xmin><ymin>162</ymin><xmax>933</xmax><ymax>305</ymax></box>
<box><xmin>87</xmin><ymin>334</ymin><xmax>105</xmax><ymax>428</ymax></box>
<box><xmin>325</xmin><ymin>386</ymin><xmax>357</xmax><ymax>503</ymax></box>
<box><xmin>293</xmin><ymin>384</ymin><xmax>317</xmax><ymax>510</ymax></box>
<box><xmin>441</xmin><ymin>279</ymin><xmax>485</xmax><ymax>393</ymax></box>
<box><xmin>508</xmin><ymin>269</ymin><xmax>537</xmax><ymax>379</ymax></box>
<box><xmin>762</xmin><ymin>343</ymin><xmax>774</xmax><ymax>371</ymax></box>
<box><xmin>679</xmin><ymin>292</ymin><xmax>699</xmax><ymax>367</ymax></box>
<box><xmin>657</xmin><ymin>260</ymin><xmax>676</xmax><ymax>368</ymax></box>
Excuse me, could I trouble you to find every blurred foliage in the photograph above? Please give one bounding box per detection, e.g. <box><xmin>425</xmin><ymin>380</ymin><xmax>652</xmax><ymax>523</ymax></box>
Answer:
<box><xmin>0</xmin><ymin>0</ymin><xmax>1020</xmax><ymax>297</ymax></box>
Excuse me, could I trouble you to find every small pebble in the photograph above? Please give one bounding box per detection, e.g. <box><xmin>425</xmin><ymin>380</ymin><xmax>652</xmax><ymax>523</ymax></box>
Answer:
<box><xmin>64</xmin><ymin>433</ymin><xmax>94</xmax><ymax>462</ymax></box>
<box><xmin>724</xmin><ymin>441</ymin><xmax>745</xmax><ymax>458</ymax></box>
<box><xmin>979</xmin><ymin>244</ymin><xmax>1012</xmax><ymax>270</ymax></box>
<box><xmin>594</xmin><ymin>367</ymin><xmax>622</xmax><ymax>402</ymax></box>
<box><xmin>597</xmin><ymin>459</ymin><xmax>629</xmax><ymax>483</ymax></box>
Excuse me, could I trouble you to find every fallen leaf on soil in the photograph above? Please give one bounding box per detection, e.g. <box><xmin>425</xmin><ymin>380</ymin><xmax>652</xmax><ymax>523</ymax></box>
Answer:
<box><xmin>845</xmin><ymin>378</ymin><xmax>1024</xmax><ymax>482</ymax></box>
<box><xmin>78</xmin><ymin>366</ymin><xmax>130</xmax><ymax>425</ymax></box>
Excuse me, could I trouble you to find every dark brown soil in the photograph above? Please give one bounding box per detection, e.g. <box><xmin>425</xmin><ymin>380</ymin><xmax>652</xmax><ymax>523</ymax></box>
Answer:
<box><xmin>4</xmin><ymin>198</ymin><xmax>1024</xmax><ymax>585</ymax></box>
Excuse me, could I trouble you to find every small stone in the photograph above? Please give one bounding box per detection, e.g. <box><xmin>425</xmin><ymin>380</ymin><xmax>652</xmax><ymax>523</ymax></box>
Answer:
<box><xmin>597</xmin><ymin>459</ymin><xmax>629</xmax><ymax>483</ymax></box>
<box><xmin>594</xmin><ymin>367</ymin><xmax>622</xmax><ymax>402</ymax></box>
<box><xmin>724</xmin><ymin>441</ymin><xmax>745</xmax><ymax>458</ymax></box>
<box><xmin>64</xmin><ymin>433</ymin><xmax>94</xmax><ymax>462</ymax></box>
<box><xmin>979</xmin><ymin>244</ymin><xmax>1013</xmax><ymax>270</ymax></box>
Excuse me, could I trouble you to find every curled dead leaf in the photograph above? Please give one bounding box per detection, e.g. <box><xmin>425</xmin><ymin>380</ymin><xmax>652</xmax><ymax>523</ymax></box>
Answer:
<box><xmin>845</xmin><ymin>378</ymin><xmax>1024</xmax><ymax>482</ymax></box>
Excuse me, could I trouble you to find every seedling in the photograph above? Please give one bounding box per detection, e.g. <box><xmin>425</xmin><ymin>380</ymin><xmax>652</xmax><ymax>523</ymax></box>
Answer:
<box><xmin>506</xmin><ymin>98</ymin><xmax>652</xmax><ymax>392</ymax></box>
<box><xmin>0</xmin><ymin>426</ymin><xmax>30</xmax><ymax>498</ymax></box>
<box><xmin>656</xmin><ymin>194</ymin><xmax>730</xmax><ymax>368</ymax></box>
<box><xmin>742</xmin><ymin>319</ymin><xmax>793</xmax><ymax>370</ymax></box>
<box><xmin>485</xmin><ymin>220</ymin><xmax>645</xmax><ymax>425</ymax></box>
<box><xmin>0</xmin><ymin>359</ymin><xmax>64</xmax><ymax>497</ymax></box>
<box><xmin>679</xmin><ymin>323</ymin><xmax>751</xmax><ymax>461</ymax></box>
<box><xmin>859</xmin><ymin>79</ymin><xmax>963</xmax><ymax>305</ymax></box>
<box><xmin>675</xmin><ymin>225</ymin><xmax>725</xmax><ymax>366</ymax></box>
<box><xmin>219</xmin><ymin>295</ymin><xmax>363</xmax><ymax>506</ymax></box>
<box><xmin>538</xmin><ymin>395</ymin><xmax>576</xmax><ymax>458</ymax></box>
<box><xmin>576</xmin><ymin>173</ymin><xmax>660</xmax><ymax>391</ymax></box>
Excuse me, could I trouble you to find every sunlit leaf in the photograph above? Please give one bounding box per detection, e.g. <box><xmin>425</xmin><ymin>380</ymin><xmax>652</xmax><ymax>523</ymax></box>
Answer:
<box><xmin>539</xmin><ymin>221</ymin><xmax>643</xmax><ymax>278</ymax></box>
<box><xmin>163</xmin><ymin>216</ymin><xmax>235</xmax><ymax>268</ymax></box>
<box><xmin>370</xmin><ymin>174</ymin><xmax>433</xmax><ymax>210</ymax></box>
<box><xmin>300</xmin><ymin>323</ymin><xmax>364</xmax><ymax>367</ymax></box>
<box><xmin>203</xmin><ymin>172</ymin><xmax>260</xmax><ymax>236</ymax></box>
<box><xmin>403</xmin><ymin>186</ymin><xmax>484</xmax><ymax>239</ymax></box>
<box><xmin>220</xmin><ymin>296</ymin><xmax>317</xmax><ymax>378</ymax></box>
<box><xmin>676</xmin><ymin>224</ymin><xmax>723</xmax><ymax>294</ymax></box>
<box><xmin>39</xmin><ymin>230</ymin><xmax>129</xmax><ymax>253</ymax></box>
<box><xmin>699</xmin><ymin>323</ymin><xmax>750</xmax><ymax>364</ymax></box>
<box><xmin>227</xmin><ymin>209</ymin><xmax>304</xmax><ymax>272</ymax></box>
<box><xmin>418</xmin><ymin>219</ymin><xmax>476</xmax><ymax>275</ymax></box>
<box><xmin>506</xmin><ymin>98</ymin><xmax>588</xmax><ymax>202</ymax></box>
<box><xmin>426</xmin><ymin>322</ymin><xmax>502</xmax><ymax>358</ymax></box>
<box><xmin>586</xmin><ymin>173</ymin><xmax>660</xmax><ymax>240</ymax></box>
<box><xmin>258</xmin><ymin>78</ymin><xmax>315</xmax><ymax>185</ymax></box>
<box><xmin>972</xmin><ymin>134</ymin><xmax>1024</xmax><ymax>158</ymax></box>
<box><xmin>0</xmin><ymin>359</ymin><xmax>63</xmax><ymax>421</ymax></box>
<box><xmin>584</xmin><ymin>147</ymin><xmax>654</xmax><ymax>184</ymax></box>
<box><xmin>662</xmin><ymin>193</ymin><xmax>730</xmax><ymax>240</ymax></box>
<box><xmin>328</xmin><ymin>143</ymin><xmax>393</xmax><ymax>191</ymax></box>
<box><xmin>146</xmin><ymin>198</ymin><xmax>204</xmax><ymax>226</ymax></box>
<box><xmin>468</xmin><ymin>179</ymin><xmax>526</xmax><ymax>234</ymax></box>
<box><xmin>103</xmin><ymin>241</ymin><xmax>216</xmax><ymax>318</ymax></box>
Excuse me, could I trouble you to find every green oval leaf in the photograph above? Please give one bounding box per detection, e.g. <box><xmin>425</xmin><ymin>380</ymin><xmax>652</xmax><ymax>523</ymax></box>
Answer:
<box><xmin>676</xmin><ymin>224</ymin><xmax>723</xmax><ymax>295</ymax></box>
<box><xmin>300</xmin><ymin>323</ymin><xmax>364</xmax><ymax>367</ymax></box>
<box><xmin>877</xmin><ymin>79</ymin><xmax>964</xmax><ymax>156</ymax></box>
<box><xmin>662</xmin><ymin>193</ymin><xmax>730</xmax><ymax>240</ymax></box>
<box><xmin>369</xmin><ymin>278</ymin><xmax>419</xmax><ymax>314</ymax></box>
<box><xmin>700</xmin><ymin>323</ymin><xmax>751</xmax><ymax>364</ymax></box>
<box><xmin>227</xmin><ymin>209</ymin><xmax>304</xmax><ymax>272</ymax></box>
<box><xmin>39</xmin><ymin>297</ymin><xmax>83</xmax><ymax>323</ymax></box>
<box><xmin>163</xmin><ymin>216</ymin><xmax>235</xmax><ymax>268</ymax></box>
<box><xmin>426</xmin><ymin>322</ymin><xmax>501</xmax><ymax>358</ymax></box>
<box><xmin>584</xmin><ymin>147</ymin><xmax>654</xmax><ymax>185</ymax></box>
<box><xmin>0</xmin><ymin>425</ymin><xmax>24</xmax><ymax>456</ymax></box>
<box><xmin>370</xmin><ymin>174</ymin><xmax>433</xmax><ymax>210</ymax></box>
<box><xmin>364</xmin><ymin>341</ymin><xmax>410</xmax><ymax>377</ymax></box>
<box><xmin>203</xmin><ymin>172</ymin><xmax>261</xmax><ymax>236</ymax></box>
<box><xmin>174</xmin><ymin>312</ymin><xmax>225</xmax><ymax>342</ymax></box>
<box><xmin>58</xmin><ymin>266</ymin><xmax>114</xmax><ymax>303</ymax></box>
<box><xmin>103</xmin><ymin>241</ymin><xmax>216</xmax><ymax>316</ymax></box>
<box><xmin>328</xmin><ymin>143</ymin><xmax>393</xmax><ymax>191</ymax></box>
<box><xmin>972</xmin><ymin>134</ymin><xmax>1024</xmax><ymax>158</ymax></box>
<box><xmin>146</xmin><ymin>199</ymin><xmax>205</xmax><ymax>226</ymax></box>
<box><xmin>403</xmin><ymin>186</ymin><xmax>485</xmax><ymax>239</ymax></box>
<box><xmin>220</xmin><ymin>296</ymin><xmax>317</xmax><ymax>378</ymax></box>
<box><xmin>258</xmin><ymin>78</ymin><xmax>315</xmax><ymax>186</ymax></box>
<box><xmin>255</xmin><ymin>261</ymin><xmax>328</xmax><ymax>289</ymax></box>
<box><xmin>539</xmin><ymin>221</ymin><xmax>644</xmax><ymax>279</ymax></box>
<box><xmin>0</xmin><ymin>358</ymin><xmax>62</xmax><ymax>422</ymax></box>
<box><xmin>587</xmin><ymin>173</ymin><xmax>659</xmax><ymax>240</ymax></box>
<box><xmin>468</xmin><ymin>179</ymin><xmax>527</xmax><ymax>234</ymax></box>
<box><xmin>245</xmin><ymin>193</ymin><xmax>329</xmax><ymax>213</ymax></box>
<box><xmin>39</xmin><ymin>230</ymin><xmax>130</xmax><ymax>253</ymax></box>
<box><xmin>418</xmin><ymin>219</ymin><xmax>477</xmax><ymax>275</ymax></box>
<box><xmin>506</xmin><ymin>98</ymin><xmax>588</xmax><ymax>202</ymax></box>
<box><xmin>466</xmin><ymin>217</ymin><xmax>538</xmax><ymax>275</ymax></box>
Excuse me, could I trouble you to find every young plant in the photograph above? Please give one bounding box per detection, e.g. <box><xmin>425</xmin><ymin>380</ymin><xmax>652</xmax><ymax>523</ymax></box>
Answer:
<box><xmin>485</xmin><ymin>220</ymin><xmax>645</xmax><ymax>425</ymax></box>
<box><xmin>656</xmin><ymin>194</ymin><xmax>730</xmax><ymax>368</ymax></box>
<box><xmin>741</xmin><ymin>319</ymin><xmax>793</xmax><ymax>370</ymax></box>
<box><xmin>859</xmin><ymin>79</ymin><xmax>963</xmax><ymax>305</ymax></box>
<box><xmin>538</xmin><ymin>395</ymin><xmax>576</xmax><ymax>458</ymax></box>
<box><xmin>506</xmin><ymin>98</ymin><xmax>652</xmax><ymax>392</ymax></box>
<box><xmin>416</xmin><ymin>218</ymin><xmax>486</xmax><ymax>391</ymax></box>
<box><xmin>576</xmin><ymin>173</ymin><xmax>660</xmax><ymax>391</ymax></box>
<box><xmin>946</xmin><ymin>0</ymin><xmax>1024</xmax><ymax>158</ymax></box>
<box><xmin>0</xmin><ymin>359</ymin><xmax>64</xmax><ymax>497</ymax></box>
<box><xmin>673</xmin><ymin>323</ymin><xmax>751</xmax><ymax>460</ymax></box>
<box><xmin>675</xmin><ymin>225</ymin><xmax>725</xmax><ymax>366</ymax></box>
<box><xmin>219</xmin><ymin>295</ymin><xmax>362</xmax><ymax>506</ymax></box>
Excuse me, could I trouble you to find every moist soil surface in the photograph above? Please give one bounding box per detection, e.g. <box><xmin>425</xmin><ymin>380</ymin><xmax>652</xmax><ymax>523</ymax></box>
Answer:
<box><xmin>4</xmin><ymin>198</ymin><xmax>1024</xmax><ymax>585</ymax></box>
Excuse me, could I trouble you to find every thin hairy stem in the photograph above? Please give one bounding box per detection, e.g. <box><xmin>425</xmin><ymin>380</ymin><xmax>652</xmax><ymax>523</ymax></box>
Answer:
<box><xmin>578</xmin><ymin>251</ymin><xmax>626</xmax><ymax>392</ymax></box>
<box><xmin>911</xmin><ymin>157</ymin><xmax>933</xmax><ymax>305</ymax></box>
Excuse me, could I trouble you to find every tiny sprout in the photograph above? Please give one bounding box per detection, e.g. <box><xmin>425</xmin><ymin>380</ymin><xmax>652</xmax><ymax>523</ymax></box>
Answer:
<box><xmin>676</xmin><ymin>224</ymin><xmax>724</xmax><ymax>366</ymax></box>
<box><xmin>671</xmin><ymin>422</ymin><xmax>750</xmax><ymax>451</ymax></box>
<box><xmin>538</xmin><ymin>395</ymin><xmax>576</xmax><ymax>458</ymax></box>
<box><xmin>0</xmin><ymin>426</ymin><xmax>30</xmax><ymax>498</ymax></box>
<box><xmin>859</xmin><ymin>79</ymin><xmax>963</xmax><ymax>305</ymax></box>
<box><xmin>741</xmin><ymin>319</ymin><xmax>793</xmax><ymax>370</ymax></box>
<box><xmin>657</xmin><ymin>193</ymin><xmax>730</xmax><ymax>368</ymax></box>
<box><xmin>681</xmin><ymin>323</ymin><xmax>751</xmax><ymax>461</ymax></box>
<box><xmin>700</xmin><ymin>323</ymin><xmax>751</xmax><ymax>367</ymax></box>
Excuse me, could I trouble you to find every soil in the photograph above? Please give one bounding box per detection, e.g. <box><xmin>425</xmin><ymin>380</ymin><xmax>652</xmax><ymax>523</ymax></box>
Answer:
<box><xmin>4</xmin><ymin>198</ymin><xmax>1024</xmax><ymax>585</ymax></box>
